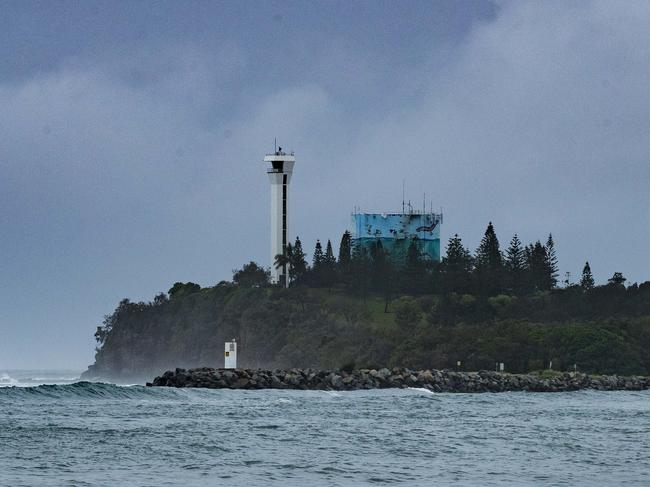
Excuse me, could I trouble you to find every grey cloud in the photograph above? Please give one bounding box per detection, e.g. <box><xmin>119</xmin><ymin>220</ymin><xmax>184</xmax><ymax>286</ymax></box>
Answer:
<box><xmin>1</xmin><ymin>1</ymin><xmax>648</xmax><ymax>368</ymax></box>
<box><xmin>333</xmin><ymin>1</ymin><xmax>650</xmax><ymax>284</ymax></box>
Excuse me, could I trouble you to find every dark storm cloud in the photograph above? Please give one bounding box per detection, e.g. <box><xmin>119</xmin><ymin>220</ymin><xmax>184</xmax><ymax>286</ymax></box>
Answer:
<box><xmin>1</xmin><ymin>1</ymin><xmax>648</xmax><ymax>368</ymax></box>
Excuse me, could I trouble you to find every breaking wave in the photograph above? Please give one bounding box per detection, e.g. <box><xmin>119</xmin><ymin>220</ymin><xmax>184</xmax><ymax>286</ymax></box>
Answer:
<box><xmin>0</xmin><ymin>373</ymin><xmax>18</xmax><ymax>387</ymax></box>
<box><xmin>0</xmin><ymin>370</ymin><xmax>81</xmax><ymax>388</ymax></box>
<box><xmin>0</xmin><ymin>381</ymin><xmax>178</xmax><ymax>400</ymax></box>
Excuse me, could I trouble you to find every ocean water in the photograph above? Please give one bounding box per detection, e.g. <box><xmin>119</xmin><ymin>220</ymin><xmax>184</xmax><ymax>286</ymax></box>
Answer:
<box><xmin>1</xmin><ymin>371</ymin><xmax>649</xmax><ymax>486</ymax></box>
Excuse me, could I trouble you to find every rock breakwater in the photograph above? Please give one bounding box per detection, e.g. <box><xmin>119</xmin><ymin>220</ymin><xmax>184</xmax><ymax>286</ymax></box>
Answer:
<box><xmin>149</xmin><ymin>367</ymin><xmax>650</xmax><ymax>393</ymax></box>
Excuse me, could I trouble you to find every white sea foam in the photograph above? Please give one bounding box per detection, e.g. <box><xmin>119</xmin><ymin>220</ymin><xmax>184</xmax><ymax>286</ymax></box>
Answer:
<box><xmin>323</xmin><ymin>390</ymin><xmax>341</xmax><ymax>397</ymax></box>
<box><xmin>0</xmin><ymin>373</ymin><xmax>18</xmax><ymax>387</ymax></box>
<box><xmin>0</xmin><ymin>370</ymin><xmax>81</xmax><ymax>387</ymax></box>
<box><xmin>407</xmin><ymin>387</ymin><xmax>435</xmax><ymax>395</ymax></box>
<box><xmin>30</xmin><ymin>376</ymin><xmax>79</xmax><ymax>382</ymax></box>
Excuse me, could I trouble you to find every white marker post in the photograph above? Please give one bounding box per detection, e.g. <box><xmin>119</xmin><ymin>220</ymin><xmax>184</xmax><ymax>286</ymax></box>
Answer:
<box><xmin>224</xmin><ymin>340</ymin><xmax>237</xmax><ymax>369</ymax></box>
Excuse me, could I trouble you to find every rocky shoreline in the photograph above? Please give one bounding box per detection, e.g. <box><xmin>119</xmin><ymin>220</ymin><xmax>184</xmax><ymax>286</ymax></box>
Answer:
<box><xmin>148</xmin><ymin>367</ymin><xmax>650</xmax><ymax>393</ymax></box>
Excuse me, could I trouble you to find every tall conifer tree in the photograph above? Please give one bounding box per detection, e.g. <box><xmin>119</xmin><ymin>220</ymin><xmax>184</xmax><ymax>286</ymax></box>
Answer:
<box><xmin>324</xmin><ymin>240</ymin><xmax>336</xmax><ymax>267</ymax></box>
<box><xmin>289</xmin><ymin>237</ymin><xmax>308</xmax><ymax>283</ymax></box>
<box><xmin>545</xmin><ymin>234</ymin><xmax>559</xmax><ymax>288</ymax></box>
<box><xmin>522</xmin><ymin>244</ymin><xmax>533</xmax><ymax>292</ymax></box>
<box><xmin>474</xmin><ymin>222</ymin><xmax>503</xmax><ymax>295</ymax></box>
<box><xmin>580</xmin><ymin>261</ymin><xmax>595</xmax><ymax>290</ymax></box>
<box><xmin>441</xmin><ymin>234</ymin><xmax>473</xmax><ymax>294</ymax></box>
<box><xmin>526</xmin><ymin>241</ymin><xmax>551</xmax><ymax>291</ymax></box>
<box><xmin>505</xmin><ymin>234</ymin><xmax>525</xmax><ymax>294</ymax></box>
<box><xmin>310</xmin><ymin>240</ymin><xmax>325</xmax><ymax>286</ymax></box>
<box><xmin>312</xmin><ymin>240</ymin><xmax>324</xmax><ymax>270</ymax></box>
<box><xmin>338</xmin><ymin>231</ymin><xmax>352</xmax><ymax>270</ymax></box>
<box><xmin>322</xmin><ymin>239</ymin><xmax>337</xmax><ymax>289</ymax></box>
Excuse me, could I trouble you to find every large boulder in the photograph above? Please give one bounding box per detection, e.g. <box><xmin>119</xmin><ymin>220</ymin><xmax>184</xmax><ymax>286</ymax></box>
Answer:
<box><xmin>329</xmin><ymin>374</ymin><xmax>343</xmax><ymax>389</ymax></box>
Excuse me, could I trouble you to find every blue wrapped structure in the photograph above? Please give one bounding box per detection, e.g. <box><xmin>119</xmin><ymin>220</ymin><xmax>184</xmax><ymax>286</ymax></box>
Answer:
<box><xmin>351</xmin><ymin>211</ymin><xmax>443</xmax><ymax>262</ymax></box>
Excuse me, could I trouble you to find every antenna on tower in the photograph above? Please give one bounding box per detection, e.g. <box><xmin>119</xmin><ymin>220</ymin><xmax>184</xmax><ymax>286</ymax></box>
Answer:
<box><xmin>274</xmin><ymin>137</ymin><xmax>277</xmax><ymax>153</ymax></box>
<box><xmin>402</xmin><ymin>179</ymin><xmax>405</xmax><ymax>214</ymax></box>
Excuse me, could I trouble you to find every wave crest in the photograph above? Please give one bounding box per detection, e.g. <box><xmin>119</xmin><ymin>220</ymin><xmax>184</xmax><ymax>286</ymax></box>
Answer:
<box><xmin>0</xmin><ymin>381</ymin><xmax>178</xmax><ymax>400</ymax></box>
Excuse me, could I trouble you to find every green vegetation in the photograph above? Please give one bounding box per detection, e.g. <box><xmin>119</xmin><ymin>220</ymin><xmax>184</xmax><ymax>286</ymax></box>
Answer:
<box><xmin>85</xmin><ymin>223</ymin><xmax>650</xmax><ymax>381</ymax></box>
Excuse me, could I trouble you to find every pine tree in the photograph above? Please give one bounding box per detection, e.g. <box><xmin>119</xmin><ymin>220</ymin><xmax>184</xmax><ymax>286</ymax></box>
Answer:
<box><xmin>580</xmin><ymin>261</ymin><xmax>594</xmax><ymax>290</ymax></box>
<box><xmin>505</xmin><ymin>234</ymin><xmax>525</xmax><ymax>294</ymax></box>
<box><xmin>441</xmin><ymin>234</ymin><xmax>473</xmax><ymax>294</ymax></box>
<box><xmin>545</xmin><ymin>234</ymin><xmax>559</xmax><ymax>288</ymax></box>
<box><xmin>446</xmin><ymin>234</ymin><xmax>471</xmax><ymax>265</ymax></box>
<box><xmin>525</xmin><ymin>240</ymin><xmax>551</xmax><ymax>291</ymax></box>
<box><xmin>505</xmin><ymin>234</ymin><xmax>524</xmax><ymax>270</ymax></box>
<box><xmin>608</xmin><ymin>272</ymin><xmax>626</xmax><ymax>286</ymax></box>
<box><xmin>474</xmin><ymin>222</ymin><xmax>503</xmax><ymax>295</ymax></box>
<box><xmin>476</xmin><ymin>222</ymin><xmax>502</xmax><ymax>268</ymax></box>
<box><xmin>338</xmin><ymin>231</ymin><xmax>352</xmax><ymax>270</ymax></box>
<box><xmin>520</xmin><ymin>243</ymin><xmax>535</xmax><ymax>292</ymax></box>
<box><xmin>312</xmin><ymin>240</ymin><xmax>324</xmax><ymax>270</ymax></box>
<box><xmin>322</xmin><ymin>239</ymin><xmax>337</xmax><ymax>288</ymax></box>
<box><xmin>289</xmin><ymin>237</ymin><xmax>308</xmax><ymax>284</ymax></box>
<box><xmin>324</xmin><ymin>240</ymin><xmax>336</xmax><ymax>268</ymax></box>
<box><xmin>309</xmin><ymin>240</ymin><xmax>325</xmax><ymax>287</ymax></box>
<box><xmin>337</xmin><ymin>231</ymin><xmax>352</xmax><ymax>286</ymax></box>
<box><xmin>535</xmin><ymin>240</ymin><xmax>549</xmax><ymax>289</ymax></box>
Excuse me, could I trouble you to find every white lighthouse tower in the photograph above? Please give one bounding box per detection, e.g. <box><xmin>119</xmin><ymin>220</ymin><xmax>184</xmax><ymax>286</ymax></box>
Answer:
<box><xmin>263</xmin><ymin>147</ymin><xmax>295</xmax><ymax>287</ymax></box>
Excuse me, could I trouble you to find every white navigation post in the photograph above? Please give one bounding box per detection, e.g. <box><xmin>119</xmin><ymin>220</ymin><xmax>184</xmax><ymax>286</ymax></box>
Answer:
<box><xmin>263</xmin><ymin>147</ymin><xmax>295</xmax><ymax>287</ymax></box>
<box><xmin>224</xmin><ymin>340</ymin><xmax>237</xmax><ymax>369</ymax></box>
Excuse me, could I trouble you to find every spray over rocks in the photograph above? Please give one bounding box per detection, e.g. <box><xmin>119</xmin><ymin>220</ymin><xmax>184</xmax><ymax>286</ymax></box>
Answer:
<box><xmin>149</xmin><ymin>367</ymin><xmax>650</xmax><ymax>393</ymax></box>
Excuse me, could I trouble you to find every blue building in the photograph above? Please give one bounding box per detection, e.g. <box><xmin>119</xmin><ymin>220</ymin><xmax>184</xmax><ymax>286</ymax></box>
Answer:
<box><xmin>351</xmin><ymin>210</ymin><xmax>443</xmax><ymax>262</ymax></box>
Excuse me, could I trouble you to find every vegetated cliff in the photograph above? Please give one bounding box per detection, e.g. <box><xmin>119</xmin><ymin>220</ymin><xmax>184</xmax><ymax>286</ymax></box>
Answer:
<box><xmin>82</xmin><ymin>281</ymin><xmax>650</xmax><ymax>382</ymax></box>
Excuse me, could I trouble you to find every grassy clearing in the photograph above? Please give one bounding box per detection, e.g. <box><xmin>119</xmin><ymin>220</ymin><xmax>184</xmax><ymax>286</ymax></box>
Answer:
<box><xmin>363</xmin><ymin>297</ymin><xmax>397</xmax><ymax>331</ymax></box>
<box><xmin>530</xmin><ymin>369</ymin><xmax>564</xmax><ymax>379</ymax></box>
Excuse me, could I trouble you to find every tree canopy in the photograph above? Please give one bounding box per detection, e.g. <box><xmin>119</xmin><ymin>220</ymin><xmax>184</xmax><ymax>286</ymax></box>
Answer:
<box><xmin>86</xmin><ymin>221</ymin><xmax>650</xmax><ymax>381</ymax></box>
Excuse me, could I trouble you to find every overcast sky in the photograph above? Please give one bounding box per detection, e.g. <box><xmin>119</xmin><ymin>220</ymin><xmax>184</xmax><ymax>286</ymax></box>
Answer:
<box><xmin>1</xmin><ymin>0</ymin><xmax>649</xmax><ymax>370</ymax></box>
